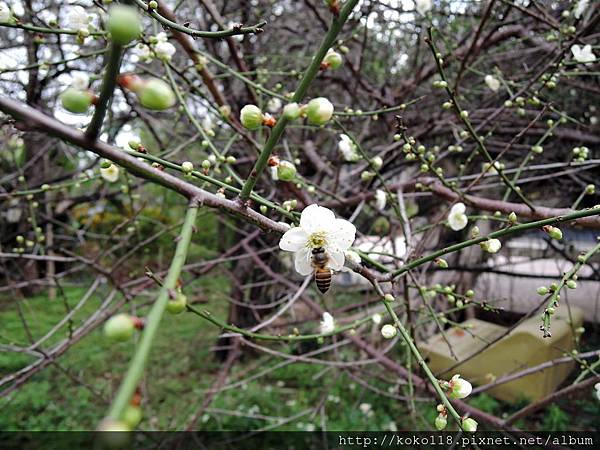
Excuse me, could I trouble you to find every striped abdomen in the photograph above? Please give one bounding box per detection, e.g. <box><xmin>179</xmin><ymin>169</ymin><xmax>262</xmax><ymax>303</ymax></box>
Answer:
<box><xmin>314</xmin><ymin>267</ymin><xmax>332</xmax><ymax>293</ymax></box>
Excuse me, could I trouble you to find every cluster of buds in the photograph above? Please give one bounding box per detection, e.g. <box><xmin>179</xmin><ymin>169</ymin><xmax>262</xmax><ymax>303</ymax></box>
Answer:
<box><xmin>103</xmin><ymin>313</ymin><xmax>144</xmax><ymax>342</ymax></box>
<box><xmin>572</xmin><ymin>146</ymin><xmax>590</xmax><ymax>162</ymax></box>
<box><xmin>118</xmin><ymin>74</ymin><xmax>176</xmax><ymax>110</ymax></box>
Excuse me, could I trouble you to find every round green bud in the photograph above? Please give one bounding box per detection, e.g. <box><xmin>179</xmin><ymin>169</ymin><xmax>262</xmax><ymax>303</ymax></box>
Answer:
<box><xmin>277</xmin><ymin>160</ymin><xmax>297</xmax><ymax>181</ymax></box>
<box><xmin>104</xmin><ymin>314</ymin><xmax>135</xmax><ymax>341</ymax></box>
<box><xmin>442</xmin><ymin>101</ymin><xmax>452</xmax><ymax>110</ymax></box>
<box><xmin>547</xmin><ymin>307</ymin><xmax>555</xmax><ymax>315</ymax></box>
<box><xmin>460</xmin><ymin>110</ymin><xmax>469</xmax><ymax>119</ymax></box>
<box><xmin>122</xmin><ymin>405</ymin><xmax>142</xmax><ymax>428</ymax></box>
<box><xmin>60</xmin><ymin>88</ymin><xmax>93</xmax><ymax>114</ymax></box>
<box><xmin>323</xmin><ymin>49</ymin><xmax>343</xmax><ymax>69</ymax></box>
<box><xmin>148</xmin><ymin>1</ymin><xmax>158</xmax><ymax>9</ymax></box>
<box><xmin>465</xmin><ymin>289</ymin><xmax>475</xmax><ymax>298</ymax></box>
<box><xmin>435</xmin><ymin>258</ymin><xmax>448</xmax><ymax>269</ymax></box>
<box><xmin>383</xmin><ymin>294</ymin><xmax>395</xmax><ymax>302</ymax></box>
<box><xmin>282</xmin><ymin>102</ymin><xmax>301</xmax><ymax>121</ymax></box>
<box><xmin>566</xmin><ymin>280</ymin><xmax>577</xmax><ymax>289</ymax></box>
<box><xmin>531</xmin><ymin>145</ymin><xmax>543</xmax><ymax>154</ymax></box>
<box><xmin>107</xmin><ymin>5</ymin><xmax>142</xmax><ymax>45</ymax></box>
<box><xmin>306</xmin><ymin>97</ymin><xmax>334</xmax><ymax>125</ymax></box>
<box><xmin>259</xmin><ymin>205</ymin><xmax>268</xmax><ymax>214</ymax></box>
<box><xmin>181</xmin><ymin>161</ymin><xmax>194</xmax><ymax>173</ymax></box>
<box><xmin>504</xmin><ymin>100</ymin><xmax>513</xmax><ymax>108</ymax></box>
<box><xmin>545</xmin><ymin>225</ymin><xmax>563</xmax><ymax>240</ymax></box>
<box><xmin>435</xmin><ymin>415</ymin><xmax>447</xmax><ymax>431</ymax></box>
<box><xmin>462</xmin><ymin>417</ymin><xmax>478</xmax><ymax>433</ymax></box>
<box><xmin>137</xmin><ymin>79</ymin><xmax>176</xmax><ymax>110</ymax></box>
<box><xmin>166</xmin><ymin>292</ymin><xmax>187</xmax><ymax>314</ymax></box>
<box><xmin>240</xmin><ymin>104</ymin><xmax>263</xmax><ymax>130</ymax></box>
<box><xmin>508</xmin><ymin>211</ymin><xmax>517</xmax><ymax>223</ymax></box>
<box><xmin>585</xmin><ymin>184</ymin><xmax>595</xmax><ymax>195</ymax></box>
<box><xmin>537</xmin><ymin>286</ymin><xmax>549</xmax><ymax>296</ymax></box>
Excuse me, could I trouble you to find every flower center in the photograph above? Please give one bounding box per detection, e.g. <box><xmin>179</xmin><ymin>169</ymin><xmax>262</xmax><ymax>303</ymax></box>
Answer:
<box><xmin>308</xmin><ymin>232</ymin><xmax>327</xmax><ymax>249</ymax></box>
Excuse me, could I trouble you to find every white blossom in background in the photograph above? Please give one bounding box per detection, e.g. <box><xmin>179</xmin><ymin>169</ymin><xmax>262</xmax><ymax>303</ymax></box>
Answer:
<box><xmin>0</xmin><ymin>2</ymin><xmax>11</xmax><ymax>22</ymax></box>
<box><xmin>574</xmin><ymin>0</ymin><xmax>589</xmax><ymax>19</ymax></box>
<box><xmin>375</xmin><ymin>189</ymin><xmax>386</xmax><ymax>211</ymax></box>
<box><xmin>71</xmin><ymin>72</ymin><xmax>89</xmax><ymax>90</ymax></box>
<box><xmin>267</xmin><ymin>97</ymin><xmax>282</xmax><ymax>113</ymax></box>
<box><xmin>319</xmin><ymin>312</ymin><xmax>335</xmax><ymax>334</ymax></box>
<box><xmin>359</xmin><ymin>403</ymin><xmax>373</xmax><ymax>417</ymax></box>
<box><xmin>100</xmin><ymin>164</ymin><xmax>119</xmax><ymax>182</ymax></box>
<box><xmin>484</xmin><ymin>74</ymin><xmax>500</xmax><ymax>92</ymax></box>
<box><xmin>447</xmin><ymin>202</ymin><xmax>468</xmax><ymax>231</ymax></box>
<box><xmin>65</xmin><ymin>5</ymin><xmax>90</xmax><ymax>32</ymax></box>
<box><xmin>279</xmin><ymin>204</ymin><xmax>356</xmax><ymax>276</ymax></box>
<box><xmin>338</xmin><ymin>134</ymin><xmax>359</xmax><ymax>162</ymax></box>
<box><xmin>571</xmin><ymin>44</ymin><xmax>596</xmax><ymax>63</ymax></box>
<box><xmin>371</xmin><ymin>313</ymin><xmax>382</xmax><ymax>325</ymax></box>
<box><xmin>415</xmin><ymin>0</ymin><xmax>432</xmax><ymax>15</ymax></box>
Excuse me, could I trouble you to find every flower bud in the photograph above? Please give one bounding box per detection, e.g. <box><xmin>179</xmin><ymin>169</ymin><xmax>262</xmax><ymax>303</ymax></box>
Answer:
<box><xmin>104</xmin><ymin>314</ymin><xmax>135</xmax><ymax>341</ymax></box>
<box><xmin>462</xmin><ymin>417</ymin><xmax>478</xmax><ymax>433</ymax></box>
<box><xmin>480</xmin><ymin>238</ymin><xmax>501</xmax><ymax>253</ymax></box>
<box><xmin>166</xmin><ymin>292</ymin><xmax>187</xmax><ymax>314</ymax></box>
<box><xmin>283</xmin><ymin>102</ymin><xmax>301</xmax><ymax>121</ymax></box>
<box><xmin>450</xmin><ymin>374</ymin><xmax>472</xmax><ymax>399</ymax></box>
<box><xmin>277</xmin><ymin>160</ymin><xmax>297</xmax><ymax>181</ymax></box>
<box><xmin>60</xmin><ymin>88</ymin><xmax>93</xmax><ymax>114</ymax></box>
<box><xmin>323</xmin><ymin>49</ymin><xmax>343</xmax><ymax>69</ymax></box>
<box><xmin>460</xmin><ymin>110</ymin><xmax>469</xmax><ymax>119</ymax></box>
<box><xmin>181</xmin><ymin>161</ymin><xmax>194</xmax><ymax>173</ymax></box>
<box><xmin>259</xmin><ymin>205</ymin><xmax>268</xmax><ymax>214</ymax></box>
<box><xmin>371</xmin><ymin>156</ymin><xmax>383</xmax><ymax>170</ymax></box>
<box><xmin>381</xmin><ymin>324</ymin><xmax>397</xmax><ymax>339</ymax></box>
<box><xmin>306</xmin><ymin>97</ymin><xmax>334</xmax><ymax>125</ymax></box>
<box><xmin>137</xmin><ymin>79</ymin><xmax>176</xmax><ymax>110</ymax></box>
<box><xmin>508</xmin><ymin>211</ymin><xmax>517</xmax><ymax>224</ymax></box>
<box><xmin>435</xmin><ymin>258</ymin><xmax>448</xmax><ymax>269</ymax></box>
<box><xmin>122</xmin><ymin>405</ymin><xmax>142</xmax><ymax>428</ymax></box>
<box><xmin>586</xmin><ymin>184</ymin><xmax>595</xmax><ymax>195</ymax></box>
<box><xmin>240</xmin><ymin>104</ymin><xmax>264</xmax><ymax>130</ymax></box>
<box><xmin>537</xmin><ymin>286</ymin><xmax>549</xmax><ymax>295</ymax></box>
<box><xmin>544</xmin><ymin>225</ymin><xmax>563</xmax><ymax>240</ymax></box>
<box><xmin>107</xmin><ymin>5</ymin><xmax>142</xmax><ymax>45</ymax></box>
<box><xmin>566</xmin><ymin>280</ymin><xmax>577</xmax><ymax>289</ymax></box>
<box><xmin>435</xmin><ymin>415</ymin><xmax>447</xmax><ymax>430</ymax></box>
<box><xmin>383</xmin><ymin>293</ymin><xmax>395</xmax><ymax>302</ymax></box>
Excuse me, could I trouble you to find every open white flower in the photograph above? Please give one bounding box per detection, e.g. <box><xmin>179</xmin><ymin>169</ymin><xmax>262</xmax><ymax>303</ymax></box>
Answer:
<box><xmin>450</xmin><ymin>374</ymin><xmax>472</xmax><ymax>399</ymax></box>
<box><xmin>320</xmin><ymin>312</ymin><xmax>335</xmax><ymax>334</ymax></box>
<box><xmin>571</xmin><ymin>44</ymin><xmax>596</xmax><ymax>64</ymax></box>
<box><xmin>267</xmin><ymin>97</ymin><xmax>282</xmax><ymax>113</ymax></box>
<box><xmin>66</xmin><ymin>5</ymin><xmax>89</xmax><ymax>32</ymax></box>
<box><xmin>71</xmin><ymin>72</ymin><xmax>89</xmax><ymax>90</ymax></box>
<box><xmin>100</xmin><ymin>164</ymin><xmax>119</xmax><ymax>183</ymax></box>
<box><xmin>0</xmin><ymin>2</ymin><xmax>12</xmax><ymax>22</ymax></box>
<box><xmin>574</xmin><ymin>0</ymin><xmax>589</xmax><ymax>19</ymax></box>
<box><xmin>338</xmin><ymin>134</ymin><xmax>359</xmax><ymax>162</ymax></box>
<box><xmin>484</xmin><ymin>75</ymin><xmax>500</xmax><ymax>92</ymax></box>
<box><xmin>279</xmin><ymin>204</ymin><xmax>356</xmax><ymax>276</ymax></box>
<box><xmin>415</xmin><ymin>0</ymin><xmax>433</xmax><ymax>15</ymax></box>
<box><xmin>448</xmin><ymin>202</ymin><xmax>468</xmax><ymax>231</ymax></box>
<box><xmin>375</xmin><ymin>189</ymin><xmax>386</xmax><ymax>211</ymax></box>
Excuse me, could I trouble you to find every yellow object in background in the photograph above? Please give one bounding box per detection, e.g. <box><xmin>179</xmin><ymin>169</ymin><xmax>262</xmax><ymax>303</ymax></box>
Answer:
<box><xmin>420</xmin><ymin>307</ymin><xmax>583</xmax><ymax>403</ymax></box>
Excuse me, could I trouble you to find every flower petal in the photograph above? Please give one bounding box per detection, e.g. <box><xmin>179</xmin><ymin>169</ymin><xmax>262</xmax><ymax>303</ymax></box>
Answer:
<box><xmin>329</xmin><ymin>218</ymin><xmax>356</xmax><ymax>250</ymax></box>
<box><xmin>279</xmin><ymin>227</ymin><xmax>308</xmax><ymax>252</ymax></box>
<box><xmin>327</xmin><ymin>248</ymin><xmax>345</xmax><ymax>271</ymax></box>
<box><xmin>294</xmin><ymin>248</ymin><xmax>313</xmax><ymax>276</ymax></box>
<box><xmin>450</xmin><ymin>202</ymin><xmax>466</xmax><ymax>214</ymax></box>
<box><xmin>300</xmin><ymin>204</ymin><xmax>336</xmax><ymax>233</ymax></box>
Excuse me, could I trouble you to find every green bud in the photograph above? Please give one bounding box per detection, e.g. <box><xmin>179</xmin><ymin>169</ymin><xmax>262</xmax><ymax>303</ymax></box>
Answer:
<box><xmin>137</xmin><ymin>79</ymin><xmax>176</xmax><ymax>110</ymax></box>
<box><xmin>107</xmin><ymin>5</ymin><xmax>142</xmax><ymax>45</ymax></box>
<box><xmin>508</xmin><ymin>212</ymin><xmax>517</xmax><ymax>224</ymax></box>
<box><xmin>306</xmin><ymin>97</ymin><xmax>334</xmax><ymax>125</ymax></box>
<box><xmin>544</xmin><ymin>225</ymin><xmax>563</xmax><ymax>240</ymax></box>
<box><xmin>277</xmin><ymin>161</ymin><xmax>297</xmax><ymax>181</ymax></box>
<box><xmin>104</xmin><ymin>314</ymin><xmax>135</xmax><ymax>341</ymax></box>
<box><xmin>181</xmin><ymin>161</ymin><xmax>194</xmax><ymax>173</ymax></box>
<box><xmin>383</xmin><ymin>294</ymin><xmax>395</xmax><ymax>302</ymax></box>
<box><xmin>282</xmin><ymin>102</ymin><xmax>301</xmax><ymax>121</ymax></box>
<box><xmin>166</xmin><ymin>292</ymin><xmax>187</xmax><ymax>314</ymax></box>
<box><xmin>60</xmin><ymin>88</ymin><xmax>93</xmax><ymax>114</ymax></box>
<box><xmin>259</xmin><ymin>205</ymin><xmax>268</xmax><ymax>214</ymax></box>
<box><xmin>435</xmin><ymin>258</ymin><xmax>448</xmax><ymax>269</ymax></box>
<box><xmin>323</xmin><ymin>49</ymin><xmax>343</xmax><ymax>69</ymax></box>
<box><xmin>462</xmin><ymin>417</ymin><xmax>478</xmax><ymax>433</ymax></box>
<box><xmin>537</xmin><ymin>286</ymin><xmax>549</xmax><ymax>295</ymax></box>
<box><xmin>122</xmin><ymin>405</ymin><xmax>142</xmax><ymax>428</ymax></box>
<box><xmin>566</xmin><ymin>280</ymin><xmax>577</xmax><ymax>289</ymax></box>
<box><xmin>435</xmin><ymin>415</ymin><xmax>447</xmax><ymax>430</ymax></box>
<box><xmin>585</xmin><ymin>184</ymin><xmax>595</xmax><ymax>195</ymax></box>
<box><xmin>240</xmin><ymin>104</ymin><xmax>263</xmax><ymax>130</ymax></box>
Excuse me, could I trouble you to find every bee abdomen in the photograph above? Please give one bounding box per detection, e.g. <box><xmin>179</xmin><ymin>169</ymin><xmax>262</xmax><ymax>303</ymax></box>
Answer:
<box><xmin>315</xmin><ymin>269</ymin><xmax>332</xmax><ymax>293</ymax></box>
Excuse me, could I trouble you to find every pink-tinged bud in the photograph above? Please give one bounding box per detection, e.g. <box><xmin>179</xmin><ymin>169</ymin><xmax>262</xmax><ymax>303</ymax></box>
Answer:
<box><xmin>543</xmin><ymin>225</ymin><xmax>563</xmax><ymax>240</ymax></box>
<box><xmin>449</xmin><ymin>374</ymin><xmax>472</xmax><ymax>399</ymax></box>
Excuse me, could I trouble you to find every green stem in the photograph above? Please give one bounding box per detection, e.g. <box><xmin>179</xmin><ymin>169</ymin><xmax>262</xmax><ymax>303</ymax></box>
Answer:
<box><xmin>107</xmin><ymin>204</ymin><xmax>198</xmax><ymax>421</ymax></box>
<box><xmin>239</xmin><ymin>0</ymin><xmax>360</xmax><ymax>200</ymax></box>
<box><xmin>85</xmin><ymin>43</ymin><xmax>123</xmax><ymax>140</ymax></box>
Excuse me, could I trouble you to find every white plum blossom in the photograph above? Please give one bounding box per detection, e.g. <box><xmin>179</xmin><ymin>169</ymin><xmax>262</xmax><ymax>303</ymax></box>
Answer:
<box><xmin>375</xmin><ymin>189</ymin><xmax>386</xmax><ymax>211</ymax></box>
<box><xmin>279</xmin><ymin>204</ymin><xmax>356</xmax><ymax>276</ymax></box>
<box><xmin>484</xmin><ymin>75</ymin><xmax>500</xmax><ymax>92</ymax></box>
<box><xmin>0</xmin><ymin>2</ymin><xmax>11</xmax><ymax>22</ymax></box>
<box><xmin>65</xmin><ymin>5</ymin><xmax>90</xmax><ymax>32</ymax></box>
<box><xmin>267</xmin><ymin>97</ymin><xmax>282</xmax><ymax>113</ymax></box>
<box><xmin>448</xmin><ymin>202</ymin><xmax>468</xmax><ymax>231</ymax></box>
<box><xmin>371</xmin><ymin>313</ymin><xmax>382</xmax><ymax>325</ymax></box>
<box><xmin>71</xmin><ymin>72</ymin><xmax>89</xmax><ymax>90</ymax></box>
<box><xmin>415</xmin><ymin>0</ymin><xmax>433</xmax><ymax>15</ymax></box>
<box><xmin>320</xmin><ymin>312</ymin><xmax>335</xmax><ymax>334</ymax></box>
<box><xmin>155</xmin><ymin>41</ymin><xmax>176</xmax><ymax>61</ymax></box>
<box><xmin>137</xmin><ymin>44</ymin><xmax>153</xmax><ymax>62</ymax></box>
<box><xmin>338</xmin><ymin>134</ymin><xmax>359</xmax><ymax>162</ymax></box>
<box><xmin>449</xmin><ymin>374</ymin><xmax>472</xmax><ymax>399</ymax></box>
<box><xmin>100</xmin><ymin>164</ymin><xmax>119</xmax><ymax>183</ymax></box>
<box><xmin>574</xmin><ymin>0</ymin><xmax>589</xmax><ymax>19</ymax></box>
<box><xmin>571</xmin><ymin>44</ymin><xmax>596</xmax><ymax>63</ymax></box>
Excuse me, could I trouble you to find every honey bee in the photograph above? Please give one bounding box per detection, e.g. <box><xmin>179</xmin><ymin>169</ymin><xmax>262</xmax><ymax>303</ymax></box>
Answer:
<box><xmin>311</xmin><ymin>247</ymin><xmax>332</xmax><ymax>293</ymax></box>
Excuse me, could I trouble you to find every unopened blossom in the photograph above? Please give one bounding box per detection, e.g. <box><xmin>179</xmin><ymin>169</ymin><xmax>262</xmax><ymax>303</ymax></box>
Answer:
<box><xmin>483</xmin><ymin>161</ymin><xmax>502</xmax><ymax>175</ymax></box>
<box><xmin>371</xmin><ymin>313</ymin><xmax>382</xmax><ymax>325</ymax></box>
<box><xmin>338</xmin><ymin>134</ymin><xmax>359</xmax><ymax>162</ymax></box>
<box><xmin>100</xmin><ymin>164</ymin><xmax>119</xmax><ymax>183</ymax></box>
<box><xmin>448</xmin><ymin>202</ymin><xmax>468</xmax><ymax>231</ymax></box>
<box><xmin>320</xmin><ymin>312</ymin><xmax>335</xmax><ymax>334</ymax></box>
<box><xmin>279</xmin><ymin>204</ymin><xmax>356</xmax><ymax>276</ymax></box>
<box><xmin>137</xmin><ymin>44</ymin><xmax>153</xmax><ymax>62</ymax></box>
<box><xmin>344</xmin><ymin>249</ymin><xmax>361</xmax><ymax>265</ymax></box>
<box><xmin>481</xmin><ymin>238</ymin><xmax>501</xmax><ymax>253</ymax></box>
<box><xmin>462</xmin><ymin>417</ymin><xmax>478</xmax><ymax>433</ymax></box>
<box><xmin>155</xmin><ymin>41</ymin><xmax>176</xmax><ymax>61</ymax></box>
<box><xmin>0</xmin><ymin>2</ymin><xmax>12</xmax><ymax>22</ymax></box>
<box><xmin>415</xmin><ymin>0</ymin><xmax>433</xmax><ymax>15</ymax></box>
<box><xmin>571</xmin><ymin>44</ymin><xmax>596</xmax><ymax>63</ymax></box>
<box><xmin>449</xmin><ymin>374</ymin><xmax>472</xmax><ymax>399</ymax></box>
<box><xmin>381</xmin><ymin>324</ymin><xmax>397</xmax><ymax>339</ymax></box>
<box><xmin>375</xmin><ymin>189</ymin><xmax>386</xmax><ymax>211</ymax></box>
<box><xmin>267</xmin><ymin>97</ymin><xmax>282</xmax><ymax>113</ymax></box>
<box><xmin>66</xmin><ymin>5</ymin><xmax>90</xmax><ymax>32</ymax></box>
<box><xmin>574</xmin><ymin>0</ymin><xmax>589</xmax><ymax>19</ymax></box>
<box><xmin>306</xmin><ymin>97</ymin><xmax>334</xmax><ymax>125</ymax></box>
<box><xmin>484</xmin><ymin>74</ymin><xmax>500</xmax><ymax>92</ymax></box>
